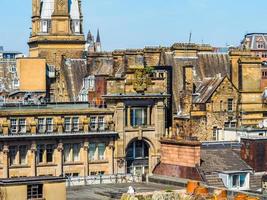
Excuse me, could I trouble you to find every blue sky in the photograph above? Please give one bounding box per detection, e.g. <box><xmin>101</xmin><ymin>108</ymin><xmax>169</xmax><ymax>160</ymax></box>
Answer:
<box><xmin>1</xmin><ymin>0</ymin><xmax>267</xmax><ymax>54</ymax></box>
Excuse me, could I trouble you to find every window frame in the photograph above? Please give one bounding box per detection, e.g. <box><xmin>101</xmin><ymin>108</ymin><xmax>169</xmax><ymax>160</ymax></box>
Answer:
<box><xmin>227</xmin><ymin>98</ymin><xmax>234</xmax><ymax>112</ymax></box>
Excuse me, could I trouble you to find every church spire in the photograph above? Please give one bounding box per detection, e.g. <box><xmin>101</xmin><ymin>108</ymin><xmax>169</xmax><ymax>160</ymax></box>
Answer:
<box><xmin>95</xmin><ymin>29</ymin><xmax>102</xmax><ymax>52</ymax></box>
<box><xmin>96</xmin><ymin>29</ymin><xmax>101</xmax><ymax>43</ymax></box>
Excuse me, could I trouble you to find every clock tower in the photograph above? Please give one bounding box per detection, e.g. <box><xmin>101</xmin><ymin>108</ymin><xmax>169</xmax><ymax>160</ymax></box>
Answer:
<box><xmin>28</xmin><ymin>0</ymin><xmax>85</xmax><ymax>102</ymax></box>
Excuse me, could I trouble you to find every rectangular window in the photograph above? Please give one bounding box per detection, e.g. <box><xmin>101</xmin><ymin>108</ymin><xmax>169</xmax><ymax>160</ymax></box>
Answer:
<box><xmin>98</xmin><ymin>143</ymin><xmax>106</xmax><ymax>160</ymax></box>
<box><xmin>27</xmin><ymin>184</ymin><xmax>43</xmax><ymax>199</ymax></box>
<box><xmin>227</xmin><ymin>98</ymin><xmax>233</xmax><ymax>112</ymax></box>
<box><xmin>38</xmin><ymin>118</ymin><xmax>45</xmax><ymax>133</ymax></box>
<box><xmin>212</xmin><ymin>127</ymin><xmax>218</xmax><ymax>141</ymax></box>
<box><xmin>72</xmin><ymin>117</ymin><xmax>79</xmax><ymax>132</ymax></box>
<box><xmin>10</xmin><ymin>118</ymin><xmax>18</xmax><ymax>134</ymax></box>
<box><xmin>90</xmin><ymin>117</ymin><xmax>97</xmax><ymax>130</ymax></box>
<box><xmin>64</xmin><ymin>117</ymin><xmax>71</xmax><ymax>132</ymax></box>
<box><xmin>19</xmin><ymin>145</ymin><xmax>27</xmax><ymax>165</ymax></box>
<box><xmin>41</xmin><ymin>20</ymin><xmax>48</xmax><ymax>33</ymax></box>
<box><xmin>73</xmin><ymin>144</ymin><xmax>80</xmax><ymax>162</ymax></box>
<box><xmin>9</xmin><ymin>146</ymin><xmax>16</xmax><ymax>166</ymax></box>
<box><xmin>64</xmin><ymin>144</ymin><xmax>71</xmax><ymax>163</ymax></box>
<box><xmin>46</xmin><ymin>118</ymin><xmax>53</xmax><ymax>133</ymax></box>
<box><xmin>130</xmin><ymin>107</ymin><xmax>147</xmax><ymax>127</ymax></box>
<box><xmin>37</xmin><ymin>145</ymin><xmax>44</xmax><ymax>164</ymax></box>
<box><xmin>46</xmin><ymin>144</ymin><xmax>54</xmax><ymax>163</ymax></box>
<box><xmin>89</xmin><ymin>144</ymin><xmax>96</xmax><ymax>161</ymax></box>
<box><xmin>18</xmin><ymin>119</ymin><xmax>26</xmax><ymax>133</ymax></box>
<box><xmin>230</xmin><ymin>173</ymin><xmax>247</xmax><ymax>189</ymax></box>
<box><xmin>135</xmin><ymin>141</ymin><xmax>143</xmax><ymax>158</ymax></box>
<box><xmin>98</xmin><ymin>117</ymin><xmax>105</xmax><ymax>131</ymax></box>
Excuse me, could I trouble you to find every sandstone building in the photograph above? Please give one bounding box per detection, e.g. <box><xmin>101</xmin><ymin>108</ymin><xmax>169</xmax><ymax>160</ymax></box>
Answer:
<box><xmin>29</xmin><ymin>0</ymin><xmax>85</xmax><ymax>102</ymax></box>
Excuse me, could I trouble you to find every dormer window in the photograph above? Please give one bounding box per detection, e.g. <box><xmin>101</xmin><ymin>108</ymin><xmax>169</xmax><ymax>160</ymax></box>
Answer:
<box><xmin>257</xmin><ymin>42</ymin><xmax>265</xmax><ymax>49</ymax></box>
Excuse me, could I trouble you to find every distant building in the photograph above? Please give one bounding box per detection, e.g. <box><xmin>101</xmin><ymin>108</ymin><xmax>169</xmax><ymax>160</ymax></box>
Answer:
<box><xmin>241</xmin><ymin>33</ymin><xmax>267</xmax><ymax>60</ymax></box>
<box><xmin>85</xmin><ymin>29</ymin><xmax>102</xmax><ymax>53</ymax></box>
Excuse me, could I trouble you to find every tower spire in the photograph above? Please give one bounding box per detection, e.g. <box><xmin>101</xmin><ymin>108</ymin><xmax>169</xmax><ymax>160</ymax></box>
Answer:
<box><xmin>95</xmin><ymin>29</ymin><xmax>102</xmax><ymax>52</ymax></box>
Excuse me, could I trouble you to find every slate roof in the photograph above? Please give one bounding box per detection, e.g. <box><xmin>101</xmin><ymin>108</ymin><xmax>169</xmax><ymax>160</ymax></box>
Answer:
<box><xmin>193</xmin><ymin>76</ymin><xmax>225</xmax><ymax>104</ymax></box>
<box><xmin>205</xmin><ymin>174</ymin><xmax>225</xmax><ymax>188</ymax></box>
<box><xmin>62</xmin><ymin>59</ymin><xmax>88</xmax><ymax>101</ymax></box>
<box><xmin>250</xmin><ymin>174</ymin><xmax>262</xmax><ymax>191</ymax></box>
<box><xmin>199</xmin><ymin>148</ymin><xmax>252</xmax><ymax>174</ymax></box>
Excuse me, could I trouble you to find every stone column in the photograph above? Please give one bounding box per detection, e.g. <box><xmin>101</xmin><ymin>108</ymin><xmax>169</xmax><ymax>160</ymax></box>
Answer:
<box><xmin>83</xmin><ymin>119</ymin><xmax>89</xmax><ymax>133</ymax></box>
<box><xmin>2</xmin><ymin>144</ymin><xmax>9</xmax><ymax>178</ymax></box>
<box><xmin>30</xmin><ymin>121</ymin><xmax>37</xmax><ymax>134</ymax></box>
<box><xmin>56</xmin><ymin>142</ymin><xmax>63</xmax><ymax>176</ymax></box>
<box><xmin>156</xmin><ymin>101</ymin><xmax>165</xmax><ymax>138</ymax></box>
<box><xmin>108</xmin><ymin>139</ymin><xmax>115</xmax><ymax>175</ymax></box>
<box><xmin>57</xmin><ymin>118</ymin><xmax>64</xmax><ymax>133</ymax></box>
<box><xmin>147</xmin><ymin>106</ymin><xmax>151</xmax><ymax>126</ymax></box>
<box><xmin>2</xmin><ymin>120</ymin><xmax>9</xmax><ymax>136</ymax></box>
<box><xmin>127</xmin><ymin>106</ymin><xmax>131</xmax><ymax>127</ymax></box>
<box><xmin>30</xmin><ymin>141</ymin><xmax>37</xmax><ymax>176</ymax></box>
<box><xmin>115</xmin><ymin>102</ymin><xmax>126</xmax><ymax>174</ymax></box>
<box><xmin>83</xmin><ymin>139</ymin><xmax>89</xmax><ymax>177</ymax></box>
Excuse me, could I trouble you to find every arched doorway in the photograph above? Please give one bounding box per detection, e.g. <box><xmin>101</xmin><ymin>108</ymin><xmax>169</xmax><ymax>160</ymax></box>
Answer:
<box><xmin>126</xmin><ymin>140</ymin><xmax>149</xmax><ymax>176</ymax></box>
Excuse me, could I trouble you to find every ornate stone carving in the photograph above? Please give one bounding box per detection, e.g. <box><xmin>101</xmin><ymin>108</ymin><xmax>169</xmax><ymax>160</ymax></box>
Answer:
<box><xmin>133</xmin><ymin>69</ymin><xmax>151</xmax><ymax>93</ymax></box>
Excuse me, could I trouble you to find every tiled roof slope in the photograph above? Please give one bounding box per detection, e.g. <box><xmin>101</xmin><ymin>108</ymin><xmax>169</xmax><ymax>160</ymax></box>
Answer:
<box><xmin>205</xmin><ymin>174</ymin><xmax>225</xmax><ymax>188</ymax></box>
<box><xmin>199</xmin><ymin>148</ymin><xmax>252</xmax><ymax>173</ymax></box>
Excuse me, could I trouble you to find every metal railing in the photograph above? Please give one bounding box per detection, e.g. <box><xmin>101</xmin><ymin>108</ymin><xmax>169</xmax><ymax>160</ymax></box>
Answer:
<box><xmin>66</xmin><ymin>174</ymin><xmax>142</xmax><ymax>187</ymax></box>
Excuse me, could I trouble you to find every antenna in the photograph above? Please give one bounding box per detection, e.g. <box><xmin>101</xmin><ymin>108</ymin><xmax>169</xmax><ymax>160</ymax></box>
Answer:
<box><xmin>188</xmin><ymin>31</ymin><xmax>192</xmax><ymax>44</ymax></box>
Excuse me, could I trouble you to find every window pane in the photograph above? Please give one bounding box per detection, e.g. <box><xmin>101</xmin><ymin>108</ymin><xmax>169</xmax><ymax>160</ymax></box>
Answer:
<box><xmin>64</xmin><ymin>144</ymin><xmax>71</xmax><ymax>162</ymax></box>
<box><xmin>89</xmin><ymin>144</ymin><xmax>96</xmax><ymax>160</ymax></box>
<box><xmin>72</xmin><ymin>117</ymin><xmax>79</xmax><ymax>132</ymax></box>
<box><xmin>135</xmin><ymin>141</ymin><xmax>143</xmax><ymax>158</ymax></box>
<box><xmin>240</xmin><ymin>174</ymin><xmax>246</xmax><ymax>187</ymax></box>
<box><xmin>9</xmin><ymin>146</ymin><xmax>16</xmax><ymax>166</ymax></box>
<box><xmin>64</xmin><ymin>117</ymin><xmax>71</xmax><ymax>132</ymax></box>
<box><xmin>227</xmin><ymin>99</ymin><xmax>233</xmax><ymax>111</ymax></box>
<box><xmin>232</xmin><ymin>174</ymin><xmax>239</xmax><ymax>188</ymax></box>
<box><xmin>98</xmin><ymin>117</ymin><xmax>105</xmax><ymax>130</ymax></box>
<box><xmin>19</xmin><ymin>119</ymin><xmax>26</xmax><ymax>133</ymax></box>
<box><xmin>38</xmin><ymin>118</ymin><xmax>45</xmax><ymax>133</ymax></box>
<box><xmin>10</xmin><ymin>119</ymin><xmax>17</xmax><ymax>133</ymax></box>
<box><xmin>19</xmin><ymin>145</ymin><xmax>27</xmax><ymax>165</ymax></box>
<box><xmin>37</xmin><ymin>145</ymin><xmax>44</xmax><ymax>163</ymax></box>
<box><xmin>98</xmin><ymin>143</ymin><xmax>105</xmax><ymax>160</ymax></box>
<box><xmin>90</xmin><ymin>117</ymin><xmax>97</xmax><ymax>130</ymax></box>
<box><xmin>73</xmin><ymin>144</ymin><xmax>80</xmax><ymax>162</ymax></box>
<box><xmin>131</xmin><ymin>108</ymin><xmax>147</xmax><ymax>127</ymax></box>
<box><xmin>46</xmin><ymin>144</ymin><xmax>54</xmax><ymax>163</ymax></box>
<box><xmin>46</xmin><ymin>118</ymin><xmax>53</xmax><ymax>132</ymax></box>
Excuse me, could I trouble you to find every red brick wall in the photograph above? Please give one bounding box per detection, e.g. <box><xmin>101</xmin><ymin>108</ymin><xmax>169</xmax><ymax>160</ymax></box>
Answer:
<box><xmin>160</xmin><ymin>140</ymin><xmax>201</xmax><ymax>168</ymax></box>
<box><xmin>241</xmin><ymin>139</ymin><xmax>267</xmax><ymax>172</ymax></box>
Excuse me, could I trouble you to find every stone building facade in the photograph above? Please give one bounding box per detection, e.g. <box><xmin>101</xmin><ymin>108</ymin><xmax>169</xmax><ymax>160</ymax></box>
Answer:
<box><xmin>0</xmin><ymin>103</ymin><xmax>116</xmax><ymax>178</ymax></box>
<box><xmin>174</xmin><ymin>75</ymin><xmax>239</xmax><ymax>141</ymax></box>
<box><xmin>0</xmin><ymin>64</ymin><xmax>168</xmax><ymax>178</ymax></box>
